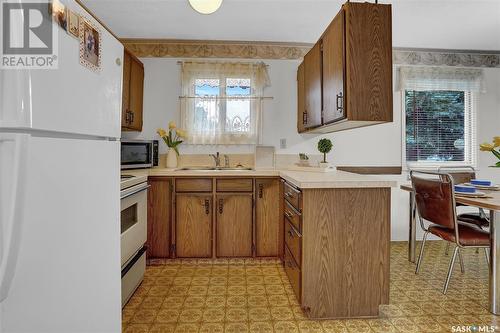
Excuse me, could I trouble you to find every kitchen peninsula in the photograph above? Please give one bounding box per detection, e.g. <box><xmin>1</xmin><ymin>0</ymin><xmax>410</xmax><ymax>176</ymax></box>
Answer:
<box><xmin>124</xmin><ymin>167</ymin><xmax>395</xmax><ymax>319</ymax></box>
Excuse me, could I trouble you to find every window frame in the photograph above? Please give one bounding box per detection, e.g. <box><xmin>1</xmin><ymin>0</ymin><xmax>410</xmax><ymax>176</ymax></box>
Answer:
<box><xmin>401</xmin><ymin>89</ymin><xmax>477</xmax><ymax>171</ymax></box>
<box><xmin>192</xmin><ymin>76</ymin><xmax>254</xmax><ymax>136</ymax></box>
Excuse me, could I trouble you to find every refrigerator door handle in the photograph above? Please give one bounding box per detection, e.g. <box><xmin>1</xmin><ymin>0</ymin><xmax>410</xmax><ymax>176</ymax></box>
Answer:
<box><xmin>0</xmin><ymin>133</ymin><xmax>29</xmax><ymax>302</ymax></box>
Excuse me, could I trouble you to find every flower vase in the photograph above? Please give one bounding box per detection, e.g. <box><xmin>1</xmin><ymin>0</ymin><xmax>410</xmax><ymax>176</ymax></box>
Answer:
<box><xmin>166</xmin><ymin>148</ymin><xmax>178</xmax><ymax>169</ymax></box>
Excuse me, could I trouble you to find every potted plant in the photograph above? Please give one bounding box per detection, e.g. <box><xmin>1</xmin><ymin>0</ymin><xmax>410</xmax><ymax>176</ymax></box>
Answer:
<box><xmin>317</xmin><ymin>138</ymin><xmax>333</xmax><ymax>168</ymax></box>
<box><xmin>480</xmin><ymin>136</ymin><xmax>500</xmax><ymax>167</ymax></box>
<box><xmin>157</xmin><ymin>121</ymin><xmax>187</xmax><ymax>168</ymax></box>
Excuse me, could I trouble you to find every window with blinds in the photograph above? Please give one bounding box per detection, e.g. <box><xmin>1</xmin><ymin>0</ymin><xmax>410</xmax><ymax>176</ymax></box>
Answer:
<box><xmin>405</xmin><ymin>90</ymin><xmax>475</xmax><ymax>166</ymax></box>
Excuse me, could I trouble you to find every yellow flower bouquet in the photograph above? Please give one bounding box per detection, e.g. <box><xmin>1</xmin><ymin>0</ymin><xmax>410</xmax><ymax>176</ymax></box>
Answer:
<box><xmin>480</xmin><ymin>136</ymin><xmax>500</xmax><ymax>167</ymax></box>
<box><xmin>156</xmin><ymin>121</ymin><xmax>187</xmax><ymax>155</ymax></box>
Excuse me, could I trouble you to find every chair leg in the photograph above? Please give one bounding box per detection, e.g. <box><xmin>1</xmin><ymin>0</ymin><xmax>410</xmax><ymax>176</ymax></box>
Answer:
<box><xmin>415</xmin><ymin>231</ymin><xmax>429</xmax><ymax>274</ymax></box>
<box><xmin>443</xmin><ymin>246</ymin><xmax>459</xmax><ymax>294</ymax></box>
<box><xmin>457</xmin><ymin>248</ymin><xmax>465</xmax><ymax>273</ymax></box>
<box><xmin>484</xmin><ymin>248</ymin><xmax>490</xmax><ymax>265</ymax></box>
<box><xmin>445</xmin><ymin>242</ymin><xmax>450</xmax><ymax>255</ymax></box>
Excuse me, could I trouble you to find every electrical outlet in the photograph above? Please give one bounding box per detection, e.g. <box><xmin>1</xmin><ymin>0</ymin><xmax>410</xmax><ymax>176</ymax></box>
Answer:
<box><xmin>280</xmin><ymin>138</ymin><xmax>287</xmax><ymax>149</ymax></box>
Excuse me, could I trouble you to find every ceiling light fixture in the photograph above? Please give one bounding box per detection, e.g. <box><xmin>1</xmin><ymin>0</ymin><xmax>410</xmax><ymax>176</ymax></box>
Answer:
<box><xmin>188</xmin><ymin>0</ymin><xmax>223</xmax><ymax>14</ymax></box>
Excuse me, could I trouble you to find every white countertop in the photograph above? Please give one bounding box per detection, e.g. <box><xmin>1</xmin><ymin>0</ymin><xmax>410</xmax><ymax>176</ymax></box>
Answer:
<box><xmin>121</xmin><ymin>167</ymin><xmax>397</xmax><ymax>189</ymax></box>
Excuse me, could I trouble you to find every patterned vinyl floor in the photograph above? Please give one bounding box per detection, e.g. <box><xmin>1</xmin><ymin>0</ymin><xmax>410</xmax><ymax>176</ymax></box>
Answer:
<box><xmin>122</xmin><ymin>241</ymin><xmax>499</xmax><ymax>333</ymax></box>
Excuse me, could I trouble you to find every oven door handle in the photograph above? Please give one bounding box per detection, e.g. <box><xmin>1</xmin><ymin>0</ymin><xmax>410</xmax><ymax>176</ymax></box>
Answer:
<box><xmin>120</xmin><ymin>184</ymin><xmax>150</xmax><ymax>200</ymax></box>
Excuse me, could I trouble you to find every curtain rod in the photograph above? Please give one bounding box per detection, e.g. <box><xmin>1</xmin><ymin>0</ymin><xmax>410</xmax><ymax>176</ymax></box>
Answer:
<box><xmin>177</xmin><ymin>61</ymin><xmax>269</xmax><ymax>67</ymax></box>
<box><xmin>179</xmin><ymin>96</ymin><xmax>273</xmax><ymax>100</ymax></box>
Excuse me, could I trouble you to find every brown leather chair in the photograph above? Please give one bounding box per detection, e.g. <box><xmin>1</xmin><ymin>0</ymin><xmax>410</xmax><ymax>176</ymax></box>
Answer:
<box><xmin>411</xmin><ymin>170</ymin><xmax>490</xmax><ymax>294</ymax></box>
<box><xmin>437</xmin><ymin>166</ymin><xmax>489</xmax><ymax>229</ymax></box>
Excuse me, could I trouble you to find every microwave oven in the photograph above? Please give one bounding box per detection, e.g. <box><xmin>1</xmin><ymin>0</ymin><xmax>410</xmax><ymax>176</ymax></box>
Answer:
<box><xmin>121</xmin><ymin>139</ymin><xmax>159</xmax><ymax>169</ymax></box>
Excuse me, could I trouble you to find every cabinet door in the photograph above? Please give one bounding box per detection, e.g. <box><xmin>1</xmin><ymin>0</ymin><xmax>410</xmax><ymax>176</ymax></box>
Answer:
<box><xmin>176</xmin><ymin>194</ymin><xmax>212</xmax><ymax>258</ymax></box>
<box><xmin>322</xmin><ymin>10</ymin><xmax>345</xmax><ymax>124</ymax></box>
<box><xmin>297</xmin><ymin>62</ymin><xmax>306</xmax><ymax>133</ymax></box>
<box><xmin>128</xmin><ymin>58</ymin><xmax>144</xmax><ymax>131</ymax></box>
<box><xmin>216</xmin><ymin>194</ymin><xmax>253</xmax><ymax>257</ymax></box>
<box><xmin>255</xmin><ymin>178</ymin><xmax>280</xmax><ymax>257</ymax></box>
<box><xmin>121</xmin><ymin>50</ymin><xmax>131</xmax><ymax>129</ymax></box>
<box><xmin>304</xmin><ymin>42</ymin><xmax>322</xmax><ymax>129</ymax></box>
<box><xmin>147</xmin><ymin>178</ymin><xmax>171</xmax><ymax>258</ymax></box>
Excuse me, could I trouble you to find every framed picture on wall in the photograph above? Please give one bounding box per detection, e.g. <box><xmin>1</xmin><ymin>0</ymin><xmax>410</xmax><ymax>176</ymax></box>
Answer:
<box><xmin>67</xmin><ymin>10</ymin><xmax>79</xmax><ymax>38</ymax></box>
<box><xmin>79</xmin><ymin>19</ymin><xmax>101</xmax><ymax>72</ymax></box>
<box><xmin>50</xmin><ymin>0</ymin><xmax>67</xmax><ymax>31</ymax></box>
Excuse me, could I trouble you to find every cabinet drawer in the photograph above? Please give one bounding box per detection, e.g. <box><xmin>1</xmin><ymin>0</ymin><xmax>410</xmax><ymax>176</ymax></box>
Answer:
<box><xmin>175</xmin><ymin>178</ymin><xmax>212</xmax><ymax>192</ymax></box>
<box><xmin>284</xmin><ymin>201</ymin><xmax>301</xmax><ymax>233</ymax></box>
<box><xmin>216</xmin><ymin>178</ymin><xmax>253</xmax><ymax>192</ymax></box>
<box><xmin>284</xmin><ymin>182</ymin><xmax>302</xmax><ymax>212</ymax></box>
<box><xmin>284</xmin><ymin>246</ymin><xmax>301</xmax><ymax>302</ymax></box>
<box><xmin>285</xmin><ymin>221</ymin><xmax>301</xmax><ymax>266</ymax></box>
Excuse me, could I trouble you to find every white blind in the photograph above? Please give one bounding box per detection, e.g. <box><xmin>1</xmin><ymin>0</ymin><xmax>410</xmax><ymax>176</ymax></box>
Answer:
<box><xmin>398</xmin><ymin>66</ymin><xmax>485</xmax><ymax>93</ymax></box>
<box><xmin>405</xmin><ymin>90</ymin><xmax>476</xmax><ymax>167</ymax></box>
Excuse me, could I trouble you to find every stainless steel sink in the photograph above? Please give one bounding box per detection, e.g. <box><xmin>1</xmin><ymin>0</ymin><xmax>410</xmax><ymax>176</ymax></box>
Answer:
<box><xmin>177</xmin><ymin>166</ymin><xmax>254</xmax><ymax>171</ymax></box>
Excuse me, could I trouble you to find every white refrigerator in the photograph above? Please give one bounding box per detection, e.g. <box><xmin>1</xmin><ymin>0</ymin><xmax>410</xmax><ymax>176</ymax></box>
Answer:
<box><xmin>0</xmin><ymin>1</ymin><xmax>123</xmax><ymax>332</ymax></box>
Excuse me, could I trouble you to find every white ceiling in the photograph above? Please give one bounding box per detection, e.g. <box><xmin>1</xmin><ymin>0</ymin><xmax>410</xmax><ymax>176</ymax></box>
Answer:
<box><xmin>81</xmin><ymin>0</ymin><xmax>500</xmax><ymax>51</ymax></box>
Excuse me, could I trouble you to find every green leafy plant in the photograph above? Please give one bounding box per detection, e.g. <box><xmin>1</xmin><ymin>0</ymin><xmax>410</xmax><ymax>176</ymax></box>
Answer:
<box><xmin>317</xmin><ymin>138</ymin><xmax>333</xmax><ymax>163</ymax></box>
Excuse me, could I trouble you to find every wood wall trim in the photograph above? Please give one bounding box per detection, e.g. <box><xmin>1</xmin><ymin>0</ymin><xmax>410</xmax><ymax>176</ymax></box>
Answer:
<box><xmin>337</xmin><ymin>166</ymin><xmax>402</xmax><ymax>175</ymax></box>
<box><xmin>121</xmin><ymin>39</ymin><xmax>313</xmax><ymax>59</ymax></box>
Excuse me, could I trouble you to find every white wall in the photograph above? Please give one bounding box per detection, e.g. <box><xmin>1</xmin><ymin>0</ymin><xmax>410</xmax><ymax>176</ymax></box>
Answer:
<box><xmin>123</xmin><ymin>58</ymin><xmax>500</xmax><ymax>241</ymax></box>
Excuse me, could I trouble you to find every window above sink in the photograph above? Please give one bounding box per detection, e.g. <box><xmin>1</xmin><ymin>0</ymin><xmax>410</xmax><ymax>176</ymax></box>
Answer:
<box><xmin>179</xmin><ymin>61</ymin><xmax>270</xmax><ymax>145</ymax></box>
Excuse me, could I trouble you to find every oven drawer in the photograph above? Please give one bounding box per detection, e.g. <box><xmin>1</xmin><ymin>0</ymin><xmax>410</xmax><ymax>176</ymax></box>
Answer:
<box><xmin>284</xmin><ymin>182</ymin><xmax>302</xmax><ymax>212</ymax></box>
<box><xmin>284</xmin><ymin>201</ymin><xmax>301</xmax><ymax>233</ymax></box>
<box><xmin>122</xmin><ymin>247</ymin><xmax>146</xmax><ymax>307</ymax></box>
<box><xmin>285</xmin><ymin>220</ymin><xmax>302</xmax><ymax>266</ymax></box>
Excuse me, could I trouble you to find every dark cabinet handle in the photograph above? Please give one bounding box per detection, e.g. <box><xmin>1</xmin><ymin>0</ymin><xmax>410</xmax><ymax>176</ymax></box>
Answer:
<box><xmin>218</xmin><ymin>198</ymin><xmax>224</xmax><ymax>214</ymax></box>
<box><xmin>303</xmin><ymin>111</ymin><xmax>308</xmax><ymax>125</ymax></box>
<box><xmin>336</xmin><ymin>92</ymin><xmax>344</xmax><ymax>112</ymax></box>
<box><xmin>204</xmin><ymin>199</ymin><xmax>210</xmax><ymax>215</ymax></box>
<box><xmin>287</xmin><ymin>230</ymin><xmax>294</xmax><ymax>238</ymax></box>
<box><xmin>258</xmin><ymin>183</ymin><xmax>264</xmax><ymax>198</ymax></box>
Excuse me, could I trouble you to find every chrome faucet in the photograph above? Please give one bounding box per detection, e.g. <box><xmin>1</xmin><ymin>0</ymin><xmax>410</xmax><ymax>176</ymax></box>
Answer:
<box><xmin>210</xmin><ymin>152</ymin><xmax>221</xmax><ymax>167</ymax></box>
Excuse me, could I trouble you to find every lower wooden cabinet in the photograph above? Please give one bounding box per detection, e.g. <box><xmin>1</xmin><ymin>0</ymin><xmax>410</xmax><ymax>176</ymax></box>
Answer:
<box><xmin>255</xmin><ymin>178</ymin><xmax>281</xmax><ymax>257</ymax></box>
<box><xmin>216</xmin><ymin>194</ymin><xmax>253</xmax><ymax>257</ymax></box>
<box><xmin>147</xmin><ymin>177</ymin><xmax>171</xmax><ymax>259</ymax></box>
<box><xmin>175</xmin><ymin>194</ymin><xmax>212</xmax><ymax>258</ymax></box>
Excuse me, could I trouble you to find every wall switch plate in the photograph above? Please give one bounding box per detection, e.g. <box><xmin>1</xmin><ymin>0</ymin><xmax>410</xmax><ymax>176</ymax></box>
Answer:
<box><xmin>280</xmin><ymin>138</ymin><xmax>287</xmax><ymax>149</ymax></box>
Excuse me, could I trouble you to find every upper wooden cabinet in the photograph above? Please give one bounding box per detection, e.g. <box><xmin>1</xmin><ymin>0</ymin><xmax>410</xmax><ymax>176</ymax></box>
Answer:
<box><xmin>322</xmin><ymin>9</ymin><xmax>345</xmax><ymax>125</ymax></box>
<box><xmin>297</xmin><ymin>63</ymin><xmax>306</xmax><ymax>133</ymax></box>
<box><xmin>122</xmin><ymin>49</ymin><xmax>144</xmax><ymax>131</ymax></box>
<box><xmin>303</xmin><ymin>42</ymin><xmax>323</xmax><ymax>130</ymax></box>
<box><xmin>297</xmin><ymin>2</ymin><xmax>392</xmax><ymax>133</ymax></box>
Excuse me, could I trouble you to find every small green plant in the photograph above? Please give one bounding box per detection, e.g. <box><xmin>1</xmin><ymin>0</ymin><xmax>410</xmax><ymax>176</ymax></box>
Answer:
<box><xmin>317</xmin><ymin>138</ymin><xmax>333</xmax><ymax>163</ymax></box>
<box><xmin>299</xmin><ymin>153</ymin><xmax>309</xmax><ymax>161</ymax></box>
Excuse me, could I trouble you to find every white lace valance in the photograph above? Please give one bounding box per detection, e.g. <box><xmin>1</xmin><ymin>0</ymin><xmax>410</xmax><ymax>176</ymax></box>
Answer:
<box><xmin>180</xmin><ymin>61</ymin><xmax>270</xmax><ymax>145</ymax></box>
<box><xmin>398</xmin><ymin>66</ymin><xmax>485</xmax><ymax>93</ymax></box>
